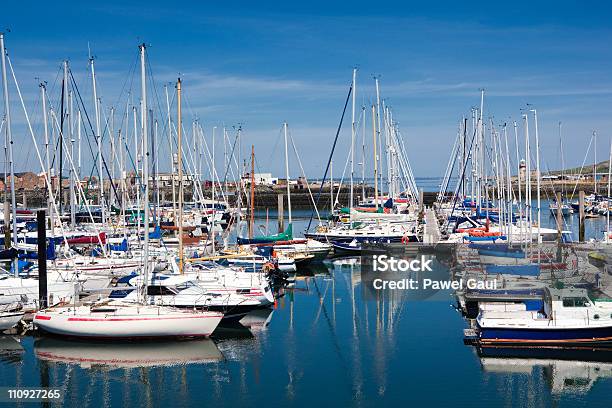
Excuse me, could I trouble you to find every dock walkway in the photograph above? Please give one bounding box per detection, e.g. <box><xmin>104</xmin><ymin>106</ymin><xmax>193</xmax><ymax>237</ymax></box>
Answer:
<box><xmin>424</xmin><ymin>207</ymin><xmax>441</xmax><ymax>244</ymax></box>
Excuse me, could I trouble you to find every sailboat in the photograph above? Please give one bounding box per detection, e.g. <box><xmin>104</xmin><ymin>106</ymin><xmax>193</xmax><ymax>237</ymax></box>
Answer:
<box><xmin>237</xmin><ymin>223</ymin><xmax>293</xmax><ymax>245</ymax></box>
<box><xmin>33</xmin><ymin>46</ymin><xmax>224</xmax><ymax>340</ymax></box>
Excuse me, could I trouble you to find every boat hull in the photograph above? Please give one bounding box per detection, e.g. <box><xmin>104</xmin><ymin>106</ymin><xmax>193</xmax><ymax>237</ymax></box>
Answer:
<box><xmin>0</xmin><ymin>311</ymin><xmax>25</xmax><ymax>330</ymax></box>
<box><xmin>479</xmin><ymin>326</ymin><xmax>612</xmax><ymax>347</ymax></box>
<box><xmin>34</xmin><ymin>308</ymin><xmax>223</xmax><ymax>339</ymax></box>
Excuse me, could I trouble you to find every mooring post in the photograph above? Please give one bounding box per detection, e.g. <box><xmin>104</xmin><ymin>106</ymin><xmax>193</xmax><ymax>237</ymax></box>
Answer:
<box><xmin>37</xmin><ymin>209</ymin><xmax>48</xmax><ymax>309</ymax></box>
<box><xmin>278</xmin><ymin>194</ymin><xmax>284</xmax><ymax>233</ymax></box>
<box><xmin>579</xmin><ymin>190</ymin><xmax>585</xmax><ymax>242</ymax></box>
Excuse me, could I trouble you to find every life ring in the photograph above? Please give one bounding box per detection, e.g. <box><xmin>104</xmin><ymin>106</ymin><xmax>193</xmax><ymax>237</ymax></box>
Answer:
<box><xmin>262</xmin><ymin>262</ymin><xmax>275</xmax><ymax>273</ymax></box>
<box><xmin>401</xmin><ymin>235</ymin><xmax>410</xmax><ymax>245</ymax></box>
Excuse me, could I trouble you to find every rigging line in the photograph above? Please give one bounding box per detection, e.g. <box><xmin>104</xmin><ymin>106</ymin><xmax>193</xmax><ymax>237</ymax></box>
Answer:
<box><xmin>48</xmin><ymin>109</ymin><xmax>109</xmax><ymax>256</ymax></box>
<box><xmin>6</xmin><ymin>54</ymin><xmax>73</xmax><ymax>256</ymax></box>
<box><xmin>220</xmin><ymin>128</ymin><xmax>240</xmax><ymax>186</ymax></box>
<box><xmin>68</xmin><ymin>68</ymin><xmax>121</xmax><ymax>204</ymax></box>
<box><xmin>445</xmin><ymin>118</ymin><xmax>480</xmax><ymax>230</ymax></box>
<box><xmin>334</xmin><ymin>136</ymin><xmax>353</xmax><ymax>208</ymax></box>
<box><xmin>306</xmin><ymin>82</ymin><xmax>353</xmax><ymax>231</ymax></box>
<box><xmin>110</xmin><ymin>51</ymin><xmax>138</xmax><ymax>112</ymax></box>
<box><xmin>144</xmin><ymin>55</ymin><xmax>173</xmax><ymax>175</ymax></box>
<box><xmin>266</xmin><ymin>125</ymin><xmax>283</xmax><ymax>165</ymax></box>
<box><xmin>569</xmin><ymin>133</ymin><xmax>594</xmax><ymax>201</ymax></box>
<box><xmin>288</xmin><ymin>128</ymin><xmax>321</xmax><ymax>222</ymax></box>
<box><xmin>145</xmin><ymin>54</ymin><xmax>166</xmax><ymax>126</ymax></box>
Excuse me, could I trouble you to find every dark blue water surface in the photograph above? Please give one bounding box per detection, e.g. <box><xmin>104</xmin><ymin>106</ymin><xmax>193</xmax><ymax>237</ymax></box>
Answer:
<box><xmin>1</xmin><ymin>251</ymin><xmax>611</xmax><ymax>407</ymax></box>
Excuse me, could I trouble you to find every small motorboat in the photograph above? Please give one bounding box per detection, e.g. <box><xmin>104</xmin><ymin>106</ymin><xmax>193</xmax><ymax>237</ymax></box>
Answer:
<box><xmin>476</xmin><ymin>287</ymin><xmax>612</xmax><ymax>347</ymax></box>
<box><xmin>331</xmin><ymin>239</ymin><xmax>363</xmax><ymax>254</ymax></box>
<box><xmin>0</xmin><ymin>302</ymin><xmax>25</xmax><ymax>331</ymax></box>
<box><xmin>549</xmin><ymin>203</ymin><xmax>571</xmax><ymax>217</ymax></box>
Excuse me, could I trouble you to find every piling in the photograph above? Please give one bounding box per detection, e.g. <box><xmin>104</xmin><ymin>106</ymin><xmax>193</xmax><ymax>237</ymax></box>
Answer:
<box><xmin>37</xmin><ymin>210</ymin><xmax>48</xmax><ymax>309</ymax></box>
<box><xmin>579</xmin><ymin>190</ymin><xmax>585</xmax><ymax>242</ymax></box>
<box><xmin>278</xmin><ymin>194</ymin><xmax>284</xmax><ymax>233</ymax></box>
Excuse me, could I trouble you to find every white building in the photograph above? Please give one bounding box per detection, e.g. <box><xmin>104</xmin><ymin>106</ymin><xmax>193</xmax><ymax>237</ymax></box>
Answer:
<box><xmin>242</xmin><ymin>173</ymin><xmax>279</xmax><ymax>186</ymax></box>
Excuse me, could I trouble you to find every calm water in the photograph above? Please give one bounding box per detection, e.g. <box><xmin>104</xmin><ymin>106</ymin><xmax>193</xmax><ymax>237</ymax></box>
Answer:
<box><xmin>2</xmin><ymin>254</ymin><xmax>611</xmax><ymax>407</ymax></box>
<box><xmin>1</xmin><ymin>189</ymin><xmax>612</xmax><ymax>407</ymax></box>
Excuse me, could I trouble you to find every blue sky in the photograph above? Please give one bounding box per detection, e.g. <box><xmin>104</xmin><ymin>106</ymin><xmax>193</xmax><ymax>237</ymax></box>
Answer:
<box><xmin>2</xmin><ymin>1</ymin><xmax>612</xmax><ymax>179</ymax></box>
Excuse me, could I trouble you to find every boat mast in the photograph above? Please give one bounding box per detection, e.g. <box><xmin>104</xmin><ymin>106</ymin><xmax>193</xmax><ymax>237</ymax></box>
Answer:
<box><xmin>330</xmin><ymin>159</ymin><xmax>333</xmax><ymax>211</ymax></box>
<box><xmin>90</xmin><ymin>53</ymin><xmax>105</xmax><ymax>224</ymax></box>
<box><xmin>0</xmin><ymin>33</ymin><xmax>17</xmax><ymax>274</ymax></box>
<box><xmin>132</xmin><ymin>105</ymin><xmax>140</xmax><ymax>231</ymax></box>
<box><xmin>154</xmin><ymin>118</ymin><xmax>159</xmax><ymax>215</ymax></box>
<box><xmin>249</xmin><ymin>145</ymin><xmax>255</xmax><ymax>239</ymax></box>
<box><xmin>374</xmin><ymin>77</ymin><xmax>383</xmax><ymax>197</ymax></box>
<box><xmin>350</xmin><ymin>68</ymin><xmax>356</xmax><ymax>213</ymax></box>
<box><xmin>68</xmin><ymin>65</ymin><xmax>76</xmax><ymax>227</ymax></box>
<box><xmin>58</xmin><ymin>62</ymin><xmax>65</xmax><ymax>217</ymax></box>
<box><xmin>177</xmin><ymin>77</ymin><xmax>184</xmax><ymax>274</ymax></box>
<box><xmin>77</xmin><ymin>109</ymin><xmax>82</xmax><ymax>187</ymax></box>
<box><xmin>284</xmin><ymin>122</ymin><xmax>292</xmax><ymax>224</ymax></box>
<box><xmin>372</xmin><ymin>104</ymin><xmax>378</xmax><ymax>210</ymax></box>
<box><xmin>513</xmin><ymin>121</ymin><xmax>523</xmax><ymax>246</ymax></box>
<box><xmin>477</xmin><ymin>90</ymin><xmax>484</xmax><ymax>211</ymax></box>
<box><xmin>503</xmin><ymin>123</ymin><xmax>512</xmax><ymax>244</ymax></box>
<box><xmin>594</xmin><ymin>130</ymin><xmax>598</xmax><ymax>195</ymax></box>
<box><xmin>532</xmin><ymin>109</ymin><xmax>541</xmax><ymax>245</ymax></box>
<box><xmin>119</xmin><ymin>102</ymin><xmax>127</xmax><ymax>239</ymax></box>
<box><xmin>164</xmin><ymin>85</ymin><xmax>176</xmax><ymax>217</ymax></box>
<box><xmin>211</xmin><ymin>126</ymin><xmax>216</xmax><ymax>252</ymax></box>
<box><xmin>361</xmin><ymin>105</ymin><xmax>366</xmax><ymax>201</ymax></box>
<box><xmin>524</xmin><ymin>113</ymin><xmax>532</xmax><ymax>250</ymax></box>
<box><xmin>139</xmin><ymin>43</ymin><xmax>151</xmax><ymax>292</ymax></box>
<box><xmin>40</xmin><ymin>82</ymin><xmax>53</xmax><ymax>228</ymax></box>
<box><xmin>605</xmin><ymin>142</ymin><xmax>612</xmax><ymax>242</ymax></box>
<box><xmin>109</xmin><ymin>107</ymin><xmax>116</xmax><ymax>210</ymax></box>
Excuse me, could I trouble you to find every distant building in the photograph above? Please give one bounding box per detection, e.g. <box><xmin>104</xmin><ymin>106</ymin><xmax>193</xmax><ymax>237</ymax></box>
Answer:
<box><xmin>242</xmin><ymin>173</ymin><xmax>278</xmax><ymax>186</ymax></box>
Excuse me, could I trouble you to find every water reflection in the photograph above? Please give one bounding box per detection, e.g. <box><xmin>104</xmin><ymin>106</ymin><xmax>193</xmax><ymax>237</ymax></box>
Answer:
<box><xmin>478</xmin><ymin>347</ymin><xmax>612</xmax><ymax>395</ymax></box>
<box><xmin>0</xmin><ymin>336</ymin><xmax>24</xmax><ymax>365</ymax></box>
<box><xmin>0</xmin><ymin>250</ymin><xmax>610</xmax><ymax>406</ymax></box>
<box><xmin>34</xmin><ymin>338</ymin><xmax>223</xmax><ymax>369</ymax></box>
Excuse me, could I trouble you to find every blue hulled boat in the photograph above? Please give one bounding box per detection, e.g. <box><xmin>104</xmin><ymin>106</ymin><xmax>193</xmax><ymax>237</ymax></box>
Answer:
<box><xmin>477</xmin><ymin>288</ymin><xmax>612</xmax><ymax>347</ymax></box>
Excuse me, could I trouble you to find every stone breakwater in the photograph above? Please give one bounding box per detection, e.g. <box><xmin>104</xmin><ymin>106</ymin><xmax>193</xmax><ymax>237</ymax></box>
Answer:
<box><xmin>12</xmin><ymin>186</ymin><xmax>377</xmax><ymax>210</ymax></box>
